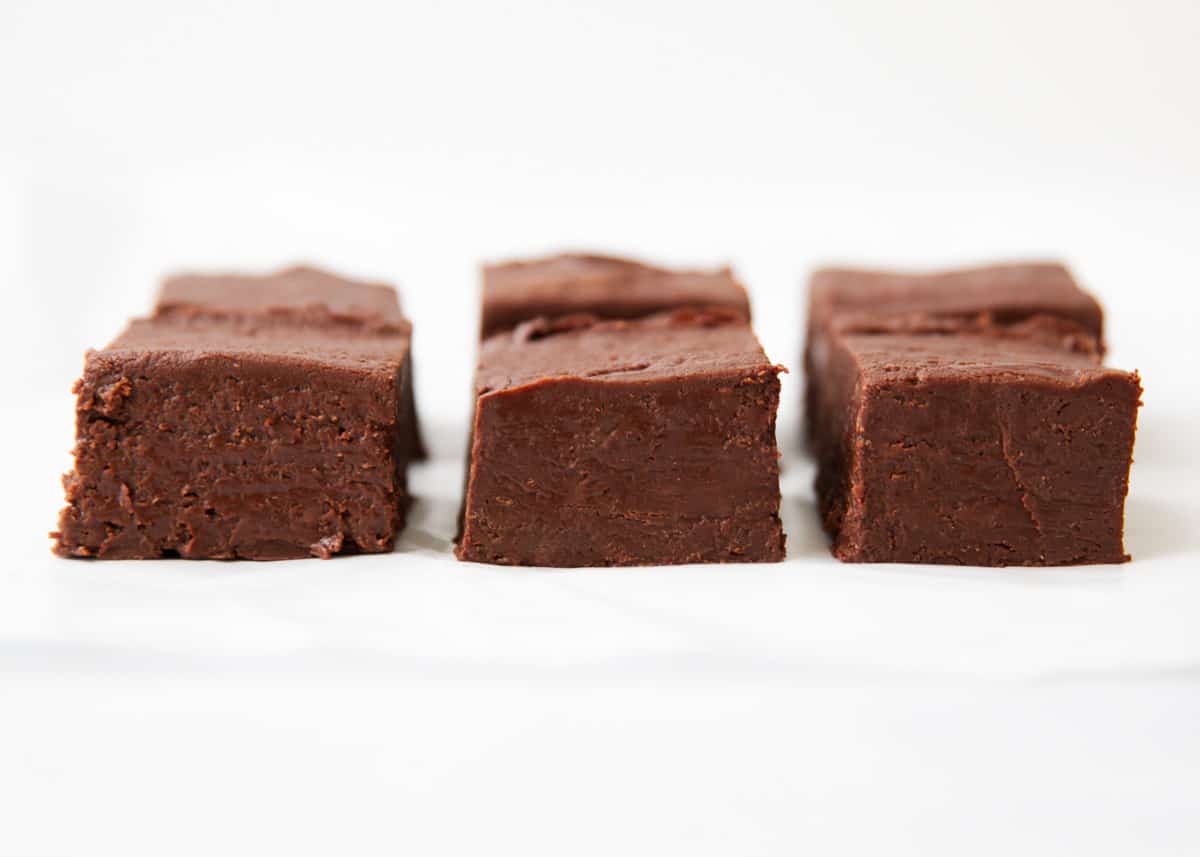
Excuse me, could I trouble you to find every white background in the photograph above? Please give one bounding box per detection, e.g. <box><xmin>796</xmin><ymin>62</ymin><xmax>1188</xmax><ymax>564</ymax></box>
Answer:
<box><xmin>2</xmin><ymin>0</ymin><xmax>1199</xmax><ymax>854</ymax></box>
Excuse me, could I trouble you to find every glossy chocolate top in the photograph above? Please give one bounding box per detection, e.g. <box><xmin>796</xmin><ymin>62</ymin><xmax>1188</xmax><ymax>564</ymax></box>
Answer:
<box><xmin>476</xmin><ymin>309</ymin><xmax>776</xmax><ymax>395</ymax></box>
<box><xmin>157</xmin><ymin>265</ymin><xmax>407</xmax><ymax>330</ymax></box>
<box><xmin>839</xmin><ymin>332</ymin><xmax>1128</xmax><ymax>387</ymax></box>
<box><xmin>480</xmin><ymin>253</ymin><xmax>751</xmax><ymax>338</ymax></box>
<box><xmin>810</xmin><ymin>262</ymin><xmax>1104</xmax><ymax>346</ymax></box>
<box><xmin>108</xmin><ymin>316</ymin><xmax>409</xmax><ymax>375</ymax></box>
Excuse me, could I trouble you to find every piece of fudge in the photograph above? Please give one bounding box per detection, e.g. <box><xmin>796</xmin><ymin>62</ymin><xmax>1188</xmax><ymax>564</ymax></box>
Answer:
<box><xmin>457</xmin><ymin>310</ymin><xmax>785</xmax><ymax>566</ymax></box>
<box><xmin>480</xmin><ymin>253</ymin><xmax>751</xmax><ymax>338</ymax></box>
<box><xmin>156</xmin><ymin>265</ymin><xmax>407</xmax><ymax>328</ymax></box>
<box><xmin>805</xmin><ymin>264</ymin><xmax>1141</xmax><ymax>566</ymax></box>
<box><xmin>52</xmin><ymin>266</ymin><xmax>420</xmax><ymax>560</ymax></box>
<box><xmin>804</xmin><ymin>263</ymin><xmax>1107</xmax><ymax>448</ymax></box>
<box><xmin>807</xmin><ymin>262</ymin><xmax>1104</xmax><ymax>343</ymax></box>
<box><xmin>159</xmin><ymin>266</ymin><xmax>425</xmax><ymax>460</ymax></box>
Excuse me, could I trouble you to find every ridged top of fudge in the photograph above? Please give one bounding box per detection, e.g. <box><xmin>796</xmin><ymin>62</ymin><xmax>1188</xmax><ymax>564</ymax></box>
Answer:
<box><xmin>841</xmin><ymin>331</ymin><xmax>1135</xmax><ymax>388</ymax></box>
<box><xmin>104</xmin><ymin>316</ymin><xmax>409</xmax><ymax>374</ymax></box>
<box><xmin>157</xmin><ymin>265</ymin><xmax>408</xmax><ymax>333</ymax></box>
<box><xmin>809</xmin><ymin>262</ymin><xmax>1104</xmax><ymax>347</ymax></box>
<box><xmin>95</xmin><ymin>266</ymin><xmax>411</xmax><ymax>375</ymax></box>
<box><xmin>480</xmin><ymin>252</ymin><xmax>751</xmax><ymax>338</ymax></box>
<box><xmin>476</xmin><ymin>309</ymin><xmax>779</xmax><ymax>395</ymax></box>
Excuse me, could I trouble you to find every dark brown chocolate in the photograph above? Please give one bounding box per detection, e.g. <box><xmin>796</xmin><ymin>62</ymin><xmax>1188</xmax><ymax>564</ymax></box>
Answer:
<box><xmin>157</xmin><ymin>265</ymin><xmax>409</xmax><ymax>328</ymax></box>
<box><xmin>805</xmin><ymin>264</ymin><xmax>1141</xmax><ymax>566</ymax></box>
<box><xmin>808</xmin><ymin>263</ymin><xmax>1105</xmax><ymax>343</ymax></box>
<box><xmin>159</xmin><ymin>265</ymin><xmax>424</xmax><ymax>459</ymax></box>
<box><xmin>52</xmin><ymin>266</ymin><xmax>420</xmax><ymax>560</ymax></box>
<box><xmin>457</xmin><ymin>310</ymin><xmax>785</xmax><ymax>566</ymax></box>
<box><xmin>480</xmin><ymin>253</ymin><xmax>751</xmax><ymax>338</ymax></box>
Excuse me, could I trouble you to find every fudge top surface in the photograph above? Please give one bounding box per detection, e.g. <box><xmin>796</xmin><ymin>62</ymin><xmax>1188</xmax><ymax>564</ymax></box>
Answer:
<box><xmin>98</xmin><ymin>265</ymin><xmax>414</xmax><ymax>374</ymax></box>
<box><xmin>99</xmin><ymin>315</ymin><xmax>410</xmax><ymax>375</ymax></box>
<box><xmin>481</xmin><ymin>253</ymin><xmax>751</xmax><ymax>334</ymax></box>
<box><xmin>809</xmin><ymin>262</ymin><xmax>1103</xmax><ymax>338</ymax></box>
<box><xmin>476</xmin><ymin>309</ymin><xmax>778</xmax><ymax>395</ymax></box>
<box><xmin>157</xmin><ymin>265</ymin><xmax>406</xmax><ymax>329</ymax></box>
<box><xmin>841</xmin><ymin>331</ymin><xmax>1136</xmax><ymax>388</ymax></box>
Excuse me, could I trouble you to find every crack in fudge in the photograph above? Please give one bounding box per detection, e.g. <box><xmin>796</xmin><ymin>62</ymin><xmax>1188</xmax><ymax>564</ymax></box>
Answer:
<box><xmin>52</xmin><ymin>266</ymin><xmax>421</xmax><ymax>560</ymax></box>
<box><xmin>480</xmin><ymin>253</ymin><xmax>751</xmax><ymax>338</ymax></box>
<box><xmin>804</xmin><ymin>263</ymin><xmax>1141</xmax><ymax>566</ymax></box>
<box><xmin>457</xmin><ymin>310</ymin><xmax>786</xmax><ymax>566</ymax></box>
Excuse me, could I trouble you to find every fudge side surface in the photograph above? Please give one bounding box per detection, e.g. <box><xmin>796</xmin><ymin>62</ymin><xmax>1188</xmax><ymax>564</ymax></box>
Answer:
<box><xmin>457</xmin><ymin>311</ymin><xmax>785</xmax><ymax>566</ymax></box>
<box><xmin>804</xmin><ymin>263</ymin><xmax>1140</xmax><ymax>566</ymax></box>
<box><xmin>53</xmin><ymin>266</ymin><xmax>419</xmax><ymax>560</ymax></box>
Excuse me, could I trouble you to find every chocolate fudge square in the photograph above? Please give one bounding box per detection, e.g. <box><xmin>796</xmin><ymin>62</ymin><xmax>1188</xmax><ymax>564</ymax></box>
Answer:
<box><xmin>809</xmin><ymin>331</ymin><xmax>1141</xmax><ymax>566</ymax></box>
<box><xmin>804</xmin><ymin>263</ymin><xmax>1108</xmax><ymax>450</ymax></box>
<box><xmin>481</xmin><ymin>253</ymin><xmax>751</xmax><ymax>338</ymax></box>
<box><xmin>160</xmin><ymin>266</ymin><xmax>425</xmax><ymax>460</ymax></box>
<box><xmin>53</xmin><ymin>266</ymin><xmax>419</xmax><ymax>560</ymax></box>
<box><xmin>807</xmin><ymin>262</ymin><xmax>1105</xmax><ymax>344</ymax></box>
<box><xmin>457</xmin><ymin>311</ymin><xmax>785</xmax><ymax>566</ymax></box>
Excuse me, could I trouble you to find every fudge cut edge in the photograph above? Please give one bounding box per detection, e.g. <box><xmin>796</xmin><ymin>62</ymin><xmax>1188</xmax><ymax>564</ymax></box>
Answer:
<box><xmin>157</xmin><ymin>266</ymin><xmax>425</xmax><ymax>459</ymax></box>
<box><xmin>53</xmin><ymin>265</ymin><xmax>423</xmax><ymax>561</ymax></box>
<box><xmin>457</xmin><ymin>371</ymin><xmax>785</xmax><ymax>567</ymax></box>
<box><xmin>457</xmin><ymin>312</ymin><xmax>785</xmax><ymax>566</ymax></box>
<box><xmin>53</xmin><ymin>345</ymin><xmax>411</xmax><ymax>560</ymax></box>
<box><xmin>815</xmin><ymin>333</ymin><xmax>1141</xmax><ymax>566</ymax></box>
<box><xmin>803</xmin><ymin>263</ymin><xmax>1108</xmax><ymax>449</ymax></box>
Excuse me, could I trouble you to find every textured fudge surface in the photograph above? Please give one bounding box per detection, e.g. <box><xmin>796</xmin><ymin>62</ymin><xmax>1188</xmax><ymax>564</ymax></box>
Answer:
<box><xmin>803</xmin><ymin>263</ymin><xmax>1108</xmax><ymax>450</ymax></box>
<box><xmin>812</xmin><ymin>333</ymin><xmax>1140</xmax><ymax>565</ymax></box>
<box><xmin>161</xmin><ymin>266</ymin><xmax>423</xmax><ymax>459</ymax></box>
<box><xmin>53</xmin><ymin>267</ymin><xmax>418</xmax><ymax>561</ymax></box>
<box><xmin>480</xmin><ymin>253</ymin><xmax>751</xmax><ymax>338</ymax></box>
<box><xmin>804</xmin><ymin>262</ymin><xmax>1141</xmax><ymax>567</ymax></box>
<box><xmin>475</xmin><ymin>311</ymin><xmax>771</xmax><ymax>392</ymax></box>
<box><xmin>158</xmin><ymin>265</ymin><xmax>407</xmax><ymax>328</ymax></box>
<box><xmin>809</xmin><ymin>263</ymin><xmax>1105</xmax><ymax>346</ymax></box>
<box><xmin>109</xmin><ymin>316</ymin><xmax>408</xmax><ymax>368</ymax></box>
<box><xmin>458</xmin><ymin>310</ymin><xmax>785</xmax><ymax>567</ymax></box>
